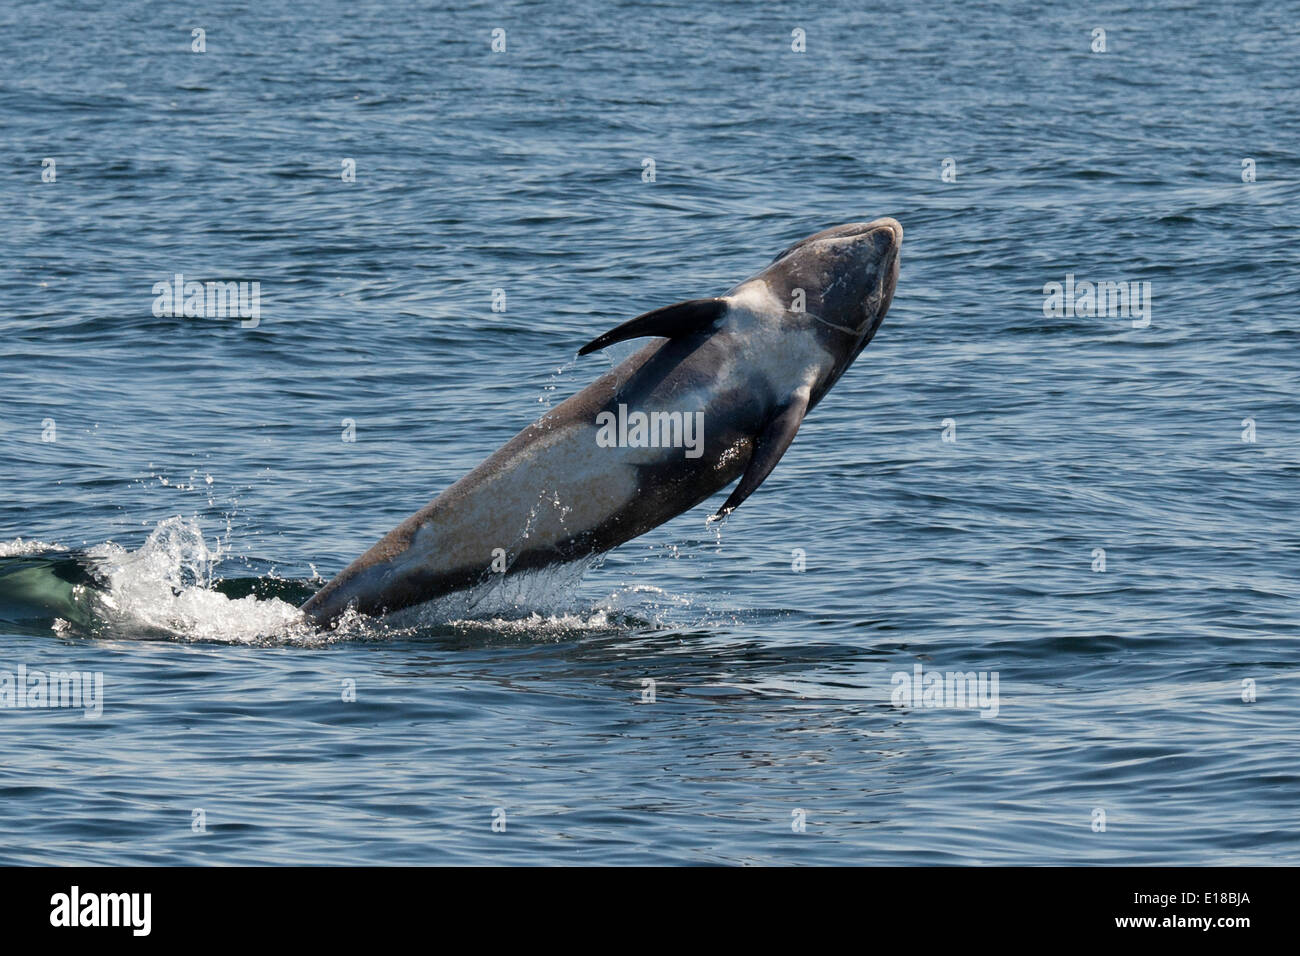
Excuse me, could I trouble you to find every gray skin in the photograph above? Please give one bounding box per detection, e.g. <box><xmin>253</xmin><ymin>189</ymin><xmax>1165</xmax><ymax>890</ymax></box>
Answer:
<box><xmin>301</xmin><ymin>218</ymin><xmax>902</xmax><ymax>625</ymax></box>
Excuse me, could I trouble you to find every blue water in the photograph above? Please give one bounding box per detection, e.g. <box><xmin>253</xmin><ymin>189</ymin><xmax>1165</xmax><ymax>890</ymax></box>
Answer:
<box><xmin>2</xmin><ymin>0</ymin><xmax>1298</xmax><ymax>865</ymax></box>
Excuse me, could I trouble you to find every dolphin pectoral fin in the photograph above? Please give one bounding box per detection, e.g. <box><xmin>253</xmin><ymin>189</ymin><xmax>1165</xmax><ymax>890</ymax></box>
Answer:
<box><xmin>714</xmin><ymin>391</ymin><xmax>811</xmax><ymax>518</ymax></box>
<box><xmin>577</xmin><ymin>298</ymin><xmax>728</xmax><ymax>356</ymax></box>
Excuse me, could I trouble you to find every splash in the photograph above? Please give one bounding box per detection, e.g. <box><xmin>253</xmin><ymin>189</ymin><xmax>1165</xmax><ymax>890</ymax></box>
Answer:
<box><xmin>2</xmin><ymin>518</ymin><xmax>695</xmax><ymax>644</ymax></box>
<box><xmin>82</xmin><ymin>517</ymin><xmax>317</xmax><ymax>644</ymax></box>
<box><xmin>386</xmin><ymin>555</ymin><xmax>599</xmax><ymax>628</ymax></box>
<box><xmin>391</xmin><ymin>571</ymin><xmax>697</xmax><ymax>634</ymax></box>
<box><xmin>0</xmin><ymin>538</ymin><xmax>68</xmax><ymax>557</ymax></box>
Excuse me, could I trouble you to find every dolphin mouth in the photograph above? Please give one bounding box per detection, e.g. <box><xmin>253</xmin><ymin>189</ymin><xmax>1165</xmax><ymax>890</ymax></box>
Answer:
<box><xmin>871</xmin><ymin>217</ymin><xmax>903</xmax><ymax>244</ymax></box>
<box><xmin>858</xmin><ymin>217</ymin><xmax>903</xmax><ymax>261</ymax></box>
<box><xmin>769</xmin><ymin>217</ymin><xmax>902</xmax><ymax>265</ymax></box>
<box><xmin>876</xmin><ymin>222</ymin><xmax>901</xmax><ymax>319</ymax></box>
<box><xmin>862</xmin><ymin>217</ymin><xmax>901</xmax><ymax>333</ymax></box>
<box><xmin>825</xmin><ymin>218</ymin><xmax>903</xmax><ymax>276</ymax></box>
<box><xmin>830</xmin><ymin>217</ymin><xmax>903</xmax><ymax>246</ymax></box>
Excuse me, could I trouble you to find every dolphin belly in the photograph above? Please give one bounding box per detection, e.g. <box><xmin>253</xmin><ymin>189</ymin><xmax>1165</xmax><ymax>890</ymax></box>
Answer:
<box><xmin>301</xmin><ymin>344</ymin><xmax>759</xmax><ymax>623</ymax></box>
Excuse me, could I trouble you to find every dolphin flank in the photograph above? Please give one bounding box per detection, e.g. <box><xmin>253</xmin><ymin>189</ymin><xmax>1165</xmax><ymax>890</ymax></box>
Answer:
<box><xmin>301</xmin><ymin>218</ymin><xmax>903</xmax><ymax>625</ymax></box>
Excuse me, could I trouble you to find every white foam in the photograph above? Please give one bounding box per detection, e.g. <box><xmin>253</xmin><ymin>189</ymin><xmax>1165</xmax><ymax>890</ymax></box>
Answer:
<box><xmin>0</xmin><ymin>538</ymin><xmax>68</xmax><ymax>557</ymax></box>
<box><xmin>386</xmin><ymin>556</ymin><xmax>598</xmax><ymax>628</ymax></box>
<box><xmin>397</xmin><ymin>578</ymin><xmax>696</xmax><ymax>634</ymax></box>
<box><xmin>55</xmin><ymin>517</ymin><xmax>687</xmax><ymax>643</ymax></box>
<box><xmin>83</xmin><ymin>517</ymin><xmax>318</xmax><ymax>645</ymax></box>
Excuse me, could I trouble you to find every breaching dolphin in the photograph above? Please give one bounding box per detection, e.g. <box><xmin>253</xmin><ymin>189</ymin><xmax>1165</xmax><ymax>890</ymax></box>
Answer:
<box><xmin>301</xmin><ymin>218</ymin><xmax>902</xmax><ymax>625</ymax></box>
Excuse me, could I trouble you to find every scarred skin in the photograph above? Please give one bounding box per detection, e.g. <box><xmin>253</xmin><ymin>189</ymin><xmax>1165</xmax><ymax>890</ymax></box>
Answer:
<box><xmin>301</xmin><ymin>218</ymin><xmax>902</xmax><ymax>625</ymax></box>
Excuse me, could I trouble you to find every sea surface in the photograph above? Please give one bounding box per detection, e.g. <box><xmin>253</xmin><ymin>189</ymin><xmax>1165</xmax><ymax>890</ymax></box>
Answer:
<box><xmin>1</xmin><ymin>0</ymin><xmax>1297</xmax><ymax>865</ymax></box>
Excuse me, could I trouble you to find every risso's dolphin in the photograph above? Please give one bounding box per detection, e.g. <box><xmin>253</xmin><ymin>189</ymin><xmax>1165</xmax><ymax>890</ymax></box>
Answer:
<box><xmin>302</xmin><ymin>218</ymin><xmax>902</xmax><ymax>625</ymax></box>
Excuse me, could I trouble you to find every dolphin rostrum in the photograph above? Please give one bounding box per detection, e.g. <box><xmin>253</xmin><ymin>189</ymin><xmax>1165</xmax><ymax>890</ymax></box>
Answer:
<box><xmin>301</xmin><ymin>218</ymin><xmax>903</xmax><ymax>625</ymax></box>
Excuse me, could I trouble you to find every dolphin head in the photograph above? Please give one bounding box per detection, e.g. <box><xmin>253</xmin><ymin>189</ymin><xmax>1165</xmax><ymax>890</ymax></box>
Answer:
<box><xmin>765</xmin><ymin>217</ymin><xmax>902</xmax><ymax>339</ymax></box>
<box><xmin>751</xmin><ymin>217</ymin><xmax>902</xmax><ymax>404</ymax></box>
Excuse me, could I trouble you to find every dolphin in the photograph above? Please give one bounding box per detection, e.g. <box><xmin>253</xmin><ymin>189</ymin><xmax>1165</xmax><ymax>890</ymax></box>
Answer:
<box><xmin>301</xmin><ymin>218</ymin><xmax>902</xmax><ymax>625</ymax></box>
